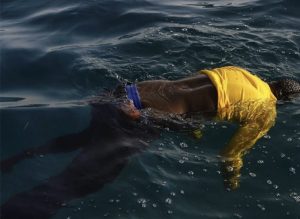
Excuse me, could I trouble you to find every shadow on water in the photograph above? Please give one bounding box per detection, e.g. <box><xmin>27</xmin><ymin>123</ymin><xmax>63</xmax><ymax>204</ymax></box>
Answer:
<box><xmin>0</xmin><ymin>102</ymin><xmax>158</xmax><ymax>219</ymax></box>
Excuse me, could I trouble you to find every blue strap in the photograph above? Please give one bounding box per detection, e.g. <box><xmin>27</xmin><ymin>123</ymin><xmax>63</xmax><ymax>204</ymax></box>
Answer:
<box><xmin>125</xmin><ymin>84</ymin><xmax>143</xmax><ymax>110</ymax></box>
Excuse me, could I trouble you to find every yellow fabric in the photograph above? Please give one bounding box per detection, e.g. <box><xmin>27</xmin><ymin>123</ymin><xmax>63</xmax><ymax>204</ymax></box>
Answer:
<box><xmin>199</xmin><ymin>66</ymin><xmax>277</xmax><ymax>189</ymax></box>
<box><xmin>192</xmin><ymin>129</ymin><xmax>203</xmax><ymax>139</ymax></box>
<box><xmin>219</xmin><ymin>102</ymin><xmax>276</xmax><ymax>189</ymax></box>
<box><xmin>200</xmin><ymin>66</ymin><xmax>277</xmax><ymax>121</ymax></box>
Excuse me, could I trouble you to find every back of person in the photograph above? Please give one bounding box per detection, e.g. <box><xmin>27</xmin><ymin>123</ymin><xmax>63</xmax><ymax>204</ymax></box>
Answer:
<box><xmin>200</xmin><ymin>66</ymin><xmax>277</xmax><ymax>122</ymax></box>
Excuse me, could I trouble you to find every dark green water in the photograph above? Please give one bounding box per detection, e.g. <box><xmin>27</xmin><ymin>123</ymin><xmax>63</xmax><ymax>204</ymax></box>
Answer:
<box><xmin>1</xmin><ymin>0</ymin><xmax>300</xmax><ymax>218</ymax></box>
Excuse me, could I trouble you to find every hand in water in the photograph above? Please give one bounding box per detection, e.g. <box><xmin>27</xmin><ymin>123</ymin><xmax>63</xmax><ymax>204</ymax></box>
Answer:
<box><xmin>220</xmin><ymin>158</ymin><xmax>243</xmax><ymax>190</ymax></box>
<box><xmin>119</xmin><ymin>100</ymin><xmax>141</xmax><ymax>120</ymax></box>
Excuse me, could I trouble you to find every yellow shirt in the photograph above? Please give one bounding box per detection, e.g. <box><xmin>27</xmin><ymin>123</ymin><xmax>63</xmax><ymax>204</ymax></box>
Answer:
<box><xmin>200</xmin><ymin>66</ymin><xmax>278</xmax><ymax>189</ymax></box>
<box><xmin>200</xmin><ymin>66</ymin><xmax>277</xmax><ymax>121</ymax></box>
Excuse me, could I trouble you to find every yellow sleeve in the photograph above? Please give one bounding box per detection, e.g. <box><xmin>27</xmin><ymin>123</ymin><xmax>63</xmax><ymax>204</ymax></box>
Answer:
<box><xmin>220</xmin><ymin>104</ymin><xmax>276</xmax><ymax>190</ymax></box>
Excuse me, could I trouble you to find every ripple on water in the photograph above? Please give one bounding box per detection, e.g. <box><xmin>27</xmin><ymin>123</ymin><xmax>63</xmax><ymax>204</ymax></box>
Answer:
<box><xmin>1</xmin><ymin>0</ymin><xmax>300</xmax><ymax>219</ymax></box>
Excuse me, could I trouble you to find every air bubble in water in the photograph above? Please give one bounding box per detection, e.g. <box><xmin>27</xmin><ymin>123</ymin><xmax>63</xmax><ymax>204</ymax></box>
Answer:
<box><xmin>249</xmin><ymin>172</ymin><xmax>256</xmax><ymax>177</ymax></box>
<box><xmin>292</xmin><ymin>195</ymin><xmax>300</xmax><ymax>203</ymax></box>
<box><xmin>137</xmin><ymin>198</ymin><xmax>147</xmax><ymax>208</ymax></box>
<box><xmin>165</xmin><ymin>198</ymin><xmax>172</xmax><ymax>204</ymax></box>
<box><xmin>180</xmin><ymin>142</ymin><xmax>188</xmax><ymax>148</ymax></box>
<box><xmin>233</xmin><ymin>213</ymin><xmax>242</xmax><ymax>218</ymax></box>
<box><xmin>227</xmin><ymin>166</ymin><xmax>234</xmax><ymax>172</ymax></box>
<box><xmin>188</xmin><ymin>170</ymin><xmax>194</xmax><ymax>175</ymax></box>
<box><xmin>289</xmin><ymin>167</ymin><xmax>296</xmax><ymax>174</ymax></box>
<box><xmin>257</xmin><ymin>204</ymin><xmax>265</xmax><ymax>211</ymax></box>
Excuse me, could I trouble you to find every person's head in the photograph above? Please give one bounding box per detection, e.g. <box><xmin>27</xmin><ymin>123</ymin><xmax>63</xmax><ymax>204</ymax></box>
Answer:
<box><xmin>269</xmin><ymin>78</ymin><xmax>300</xmax><ymax>100</ymax></box>
<box><xmin>112</xmin><ymin>82</ymin><xmax>126</xmax><ymax>98</ymax></box>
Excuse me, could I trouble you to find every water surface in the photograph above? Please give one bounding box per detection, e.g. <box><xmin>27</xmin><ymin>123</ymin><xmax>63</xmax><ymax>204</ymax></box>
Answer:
<box><xmin>1</xmin><ymin>0</ymin><xmax>300</xmax><ymax>218</ymax></box>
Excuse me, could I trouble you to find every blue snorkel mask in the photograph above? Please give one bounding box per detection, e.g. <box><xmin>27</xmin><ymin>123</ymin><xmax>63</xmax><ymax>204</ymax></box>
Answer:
<box><xmin>125</xmin><ymin>84</ymin><xmax>143</xmax><ymax>110</ymax></box>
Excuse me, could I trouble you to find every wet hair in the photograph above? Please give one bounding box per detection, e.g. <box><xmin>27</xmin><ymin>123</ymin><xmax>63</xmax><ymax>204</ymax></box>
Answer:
<box><xmin>272</xmin><ymin>78</ymin><xmax>300</xmax><ymax>100</ymax></box>
<box><xmin>112</xmin><ymin>81</ymin><xmax>134</xmax><ymax>98</ymax></box>
<box><xmin>112</xmin><ymin>83</ymin><xmax>126</xmax><ymax>98</ymax></box>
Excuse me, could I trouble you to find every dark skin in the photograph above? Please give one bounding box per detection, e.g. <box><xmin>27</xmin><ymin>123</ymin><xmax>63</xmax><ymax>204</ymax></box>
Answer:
<box><xmin>137</xmin><ymin>74</ymin><xmax>218</xmax><ymax>115</ymax></box>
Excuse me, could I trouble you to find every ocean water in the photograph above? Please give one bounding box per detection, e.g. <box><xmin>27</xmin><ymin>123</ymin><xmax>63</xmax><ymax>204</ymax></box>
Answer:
<box><xmin>1</xmin><ymin>0</ymin><xmax>300</xmax><ymax>218</ymax></box>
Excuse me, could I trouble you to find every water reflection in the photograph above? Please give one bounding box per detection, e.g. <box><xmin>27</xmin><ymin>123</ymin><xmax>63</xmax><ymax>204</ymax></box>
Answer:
<box><xmin>1</xmin><ymin>102</ymin><xmax>157</xmax><ymax>219</ymax></box>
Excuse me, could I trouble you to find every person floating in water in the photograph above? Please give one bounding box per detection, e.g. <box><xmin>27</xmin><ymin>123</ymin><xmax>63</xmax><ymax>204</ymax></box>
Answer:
<box><xmin>115</xmin><ymin>66</ymin><xmax>300</xmax><ymax>189</ymax></box>
<box><xmin>1</xmin><ymin>66</ymin><xmax>300</xmax><ymax>219</ymax></box>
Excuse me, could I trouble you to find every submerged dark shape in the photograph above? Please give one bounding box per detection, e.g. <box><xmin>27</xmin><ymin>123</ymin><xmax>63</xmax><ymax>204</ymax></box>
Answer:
<box><xmin>0</xmin><ymin>102</ymin><xmax>158</xmax><ymax>219</ymax></box>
